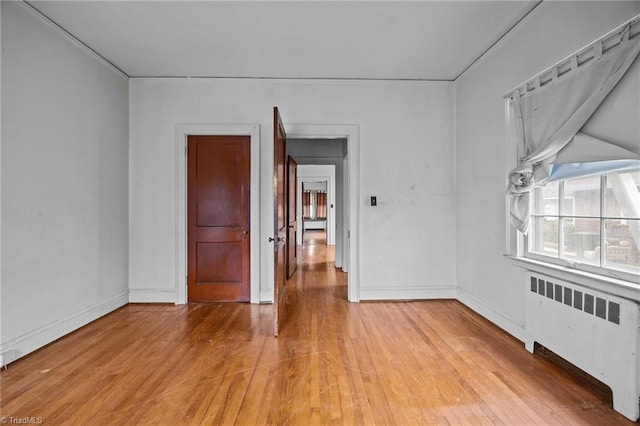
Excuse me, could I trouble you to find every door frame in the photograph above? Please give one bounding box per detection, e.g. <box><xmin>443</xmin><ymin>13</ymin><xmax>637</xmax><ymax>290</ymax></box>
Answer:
<box><xmin>176</xmin><ymin>124</ymin><xmax>261</xmax><ymax>304</ymax></box>
<box><xmin>286</xmin><ymin>156</ymin><xmax>298</xmax><ymax>279</ymax></box>
<box><xmin>285</xmin><ymin>124</ymin><xmax>360</xmax><ymax>302</ymax></box>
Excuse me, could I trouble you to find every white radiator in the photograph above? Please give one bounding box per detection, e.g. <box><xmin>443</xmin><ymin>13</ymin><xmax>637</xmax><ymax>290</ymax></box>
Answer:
<box><xmin>525</xmin><ymin>272</ymin><xmax>639</xmax><ymax>421</ymax></box>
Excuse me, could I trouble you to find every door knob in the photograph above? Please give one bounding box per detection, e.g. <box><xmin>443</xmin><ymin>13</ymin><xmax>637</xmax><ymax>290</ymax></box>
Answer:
<box><xmin>242</xmin><ymin>230</ymin><xmax>249</xmax><ymax>236</ymax></box>
<box><xmin>268</xmin><ymin>237</ymin><xmax>276</xmax><ymax>242</ymax></box>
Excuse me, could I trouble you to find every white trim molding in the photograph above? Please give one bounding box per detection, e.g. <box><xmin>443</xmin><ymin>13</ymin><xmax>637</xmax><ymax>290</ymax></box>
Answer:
<box><xmin>360</xmin><ymin>285</ymin><xmax>456</xmax><ymax>301</ymax></box>
<box><xmin>456</xmin><ymin>287</ymin><xmax>526</xmax><ymax>341</ymax></box>
<box><xmin>260</xmin><ymin>289</ymin><xmax>274</xmax><ymax>303</ymax></box>
<box><xmin>0</xmin><ymin>292</ymin><xmax>129</xmax><ymax>367</ymax></box>
<box><xmin>175</xmin><ymin>124</ymin><xmax>261</xmax><ymax>304</ymax></box>
<box><xmin>129</xmin><ymin>288</ymin><xmax>176</xmax><ymax>304</ymax></box>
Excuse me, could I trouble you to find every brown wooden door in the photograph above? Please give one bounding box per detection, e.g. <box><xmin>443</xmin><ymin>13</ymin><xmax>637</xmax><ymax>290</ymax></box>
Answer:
<box><xmin>273</xmin><ymin>107</ymin><xmax>287</xmax><ymax>336</ymax></box>
<box><xmin>187</xmin><ymin>135</ymin><xmax>250</xmax><ymax>302</ymax></box>
<box><xmin>287</xmin><ymin>156</ymin><xmax>298</xmax><ymax>278</ymax></box>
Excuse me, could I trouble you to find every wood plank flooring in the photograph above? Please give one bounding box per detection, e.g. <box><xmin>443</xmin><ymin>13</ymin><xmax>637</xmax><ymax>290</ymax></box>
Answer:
<box><xmin>1</xmin><ymin>231</ymin><xmax>634</xmax><ymax>424</ymax></box>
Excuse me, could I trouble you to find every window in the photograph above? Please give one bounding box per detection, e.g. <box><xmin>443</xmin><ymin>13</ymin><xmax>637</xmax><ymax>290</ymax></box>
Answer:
<box><xmin>528</xmin><ymin>168</ymin><xmax>640</xmax><ymax>280</ymax></box>
<box><xmin>504</xmin><ymin>15</ymin><xmax>640</xmax><ymax>286</ymax></box>
<box><xmin>504</xmin><ymin>16</ymin><xmax>640</xmax><ymax>246</ymax></box>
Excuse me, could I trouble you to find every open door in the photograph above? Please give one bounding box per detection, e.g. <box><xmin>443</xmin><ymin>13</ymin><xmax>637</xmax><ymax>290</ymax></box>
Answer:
<box><xmin>287</xmin><ymin>156</ymin><xmax>298</xmax><ymax>278</ymax></box>
<box><xmin>273</xmin><ymin>107</ymin><xmax>287</xmax><ymax>336</ymax></box>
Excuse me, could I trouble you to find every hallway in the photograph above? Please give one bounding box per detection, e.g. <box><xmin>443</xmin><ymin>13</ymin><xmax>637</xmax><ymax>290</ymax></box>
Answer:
<box><xmin>287</xmin><ymin>229</ymin><xmax>345</xmax><ymax>303</ymax></box>
<box><xmin>0</xmin><ymin>236</ymin><xmax>631</xmax><ymax>425</ymax></box>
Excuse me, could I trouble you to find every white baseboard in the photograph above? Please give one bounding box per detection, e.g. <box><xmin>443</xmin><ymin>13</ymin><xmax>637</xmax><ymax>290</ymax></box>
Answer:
<box><xmin>0</xmin><ymin>292</ymin><xmax>129</xmax><ymax>367</ymax></box>
<box><xmin>260</xmin><ymin>288</ymin><xmax>274</xmax><ymax>303</ymax></box>
<box><xmin>456</xmin><ymin>287</ymin><xmax>525</xmax><ymax>341</ymax></box>
<box><xmin>359</xmin><ymin>285</ymin><xmax>456</xmax><ymax>301</ymax></box>
<box><xmin>0</xmin><ymin>284</ymin><xmax>527</xmax><ymax>367</ymax></box>
<box><xmin>129</xmin><ymin>288</ymin><xmax>176</xmax><ymax>303</ymax></box>
<box><xmin>130</xmin><ymin>287</ymin><xmax>269</xmax><ymax>304</ymax></box>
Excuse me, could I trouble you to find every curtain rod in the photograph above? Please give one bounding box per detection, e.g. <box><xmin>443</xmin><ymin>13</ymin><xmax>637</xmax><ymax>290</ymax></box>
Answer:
<box><xmin>504</xmin><ymin>13</ymin><xmax>640</xmax><ymax>99</ymax></box>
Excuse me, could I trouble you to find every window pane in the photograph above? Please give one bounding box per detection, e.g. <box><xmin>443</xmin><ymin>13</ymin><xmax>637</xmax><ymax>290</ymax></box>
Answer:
<box><xmin>604</xmin><ymin>219</ymin><xmax>640</xmax><ymax>273</ymax></box>
<box><xmin>564</xmin><ymin>175</ymin><xmax>600</xmax><ymax>217</ymax></box>
<box><xmin>532</xmin><ymin>182</ymin><xmax>559</xmax><ymax>215</ymax></box>
<box><xmin>604</xmin><ymin>169</ymin><xmax>640</xmax><ymax>219</ymax></box>
<box><xmin>562</xmin><ymin>218</ymin><xmax>600</xmax><ymax>265</ymax></box>
<box><xmin>530</xmin><ymin>216</ymin><xmax>558</xmax><ymax>256</ymax></box>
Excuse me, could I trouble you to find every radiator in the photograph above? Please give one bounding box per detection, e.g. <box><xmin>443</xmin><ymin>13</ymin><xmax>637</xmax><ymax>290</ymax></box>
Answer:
<box><xmin>525</xmin><ymin>272</ymin><xmax>639</xmax><ymax>421</ymax></box>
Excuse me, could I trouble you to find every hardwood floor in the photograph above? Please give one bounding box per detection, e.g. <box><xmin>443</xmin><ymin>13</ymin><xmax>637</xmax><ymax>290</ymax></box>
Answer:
<box><xmin>1</xmin><ymin>233</ymin><xmax>633</xmax><ymax>425</ymax></box>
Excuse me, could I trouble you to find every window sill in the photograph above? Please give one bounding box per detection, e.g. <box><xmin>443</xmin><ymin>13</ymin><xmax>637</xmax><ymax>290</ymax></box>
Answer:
<box><xmin>504</xmin><ymin>255</ymin><xmax>640</xmax><ymax>302</ymax></box>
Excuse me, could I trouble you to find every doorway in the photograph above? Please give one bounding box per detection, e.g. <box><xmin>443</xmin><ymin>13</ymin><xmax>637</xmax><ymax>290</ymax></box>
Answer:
<box><xmin>283</xmin><ymin>125</ymin><xmax>359</xmax><ymax>302</ymax></box>
<box><xmin>301</xmin><ymin>181</ymin><xmax>329</xmax><ymax>250</ymax></box>
<box><xmin>300</xmin><ymin>179</ymin><xmax>330</xmax><ymax>271</ymax></box>
<box><xmin>288</xmin><ymin>142</ymin><xmax>342</xmax><ymax>269</ymax></box>
<box><xmin>176</xmin><ymin>124</ymin><xmax>261</xmax><ymax>305</ymax></box>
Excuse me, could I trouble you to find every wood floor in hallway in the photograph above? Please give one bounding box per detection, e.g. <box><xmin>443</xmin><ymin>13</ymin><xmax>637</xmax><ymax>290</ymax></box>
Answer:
<box><xmin>1</xmin><ymin>231</ymin><xmax>632</xmax><ymax>425</ymax></box>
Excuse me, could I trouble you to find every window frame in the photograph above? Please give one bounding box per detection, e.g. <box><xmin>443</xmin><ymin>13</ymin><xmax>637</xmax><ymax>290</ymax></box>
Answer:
<box><xmin>524</xmin><ymin>171</ymin><xmax>639</xmax><ymax>284</ymax></box>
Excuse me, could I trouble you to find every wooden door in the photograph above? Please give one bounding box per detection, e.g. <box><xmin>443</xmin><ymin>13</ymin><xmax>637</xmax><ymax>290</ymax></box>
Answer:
<box><xmin>273</xmin><ymin>107</ymin><xmax>287</xmax><ymax>336</ymax></box>
<box><xmin>287</xmin><ymin>156</ymin><xmax>298</xmax><ymax>278</ymax></box>
<box><xmin>187</xmin><ymin>135</ymin><xmax>250</xmax><ymax>302</ymax></box>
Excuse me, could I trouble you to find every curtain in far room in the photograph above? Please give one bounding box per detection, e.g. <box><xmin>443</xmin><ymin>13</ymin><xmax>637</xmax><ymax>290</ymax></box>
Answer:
<box><xmin>316</xmin><ymin>192</ymin><xmax>327</xmax><ymax>220</ymax></box>
<box><xmin>506</xmin><ymin>18</ymin><xmax>640</xmax><ymax>234</ymax></box>
<box><xmin>303</xmin><ymin>191</ymin><xmax>311</xmax><ymax>219</ymax></box>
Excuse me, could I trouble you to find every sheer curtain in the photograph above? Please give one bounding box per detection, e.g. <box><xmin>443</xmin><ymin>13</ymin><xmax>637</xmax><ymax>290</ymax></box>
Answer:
<box><xmin>507</xmin><ymin>23</ymin><xmax>640</xmax><ymax>234</ymax></box>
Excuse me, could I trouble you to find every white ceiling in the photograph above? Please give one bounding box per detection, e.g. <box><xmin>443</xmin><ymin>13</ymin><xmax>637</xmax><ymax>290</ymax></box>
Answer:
<box><xmin>29</xmin><ymin>1</ymin><xmax>539</xmax><ymax>80</ymax></box>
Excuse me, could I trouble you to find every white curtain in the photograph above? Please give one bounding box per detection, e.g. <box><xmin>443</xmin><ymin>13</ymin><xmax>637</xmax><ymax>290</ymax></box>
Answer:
<box><xmin>507</xmin><ymin>29</ymin><xmax>640</xmax><ymax>234</ymax></box>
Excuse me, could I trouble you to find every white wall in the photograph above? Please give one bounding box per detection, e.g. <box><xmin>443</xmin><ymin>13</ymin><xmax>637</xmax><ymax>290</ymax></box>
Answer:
<box><xmin>454</xmin><ymin>1</ymin><xmax>640</xmax><ymax>339</ymax></box>
<box><xmin>129</xmin><ymin>78</ymin><xmax>455</xmax><ymax>302</ymax></box>
<box><xmin>1</xmin><ymin>2</ymin><xmax>129</xmax><ymax>364</ymax></box>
